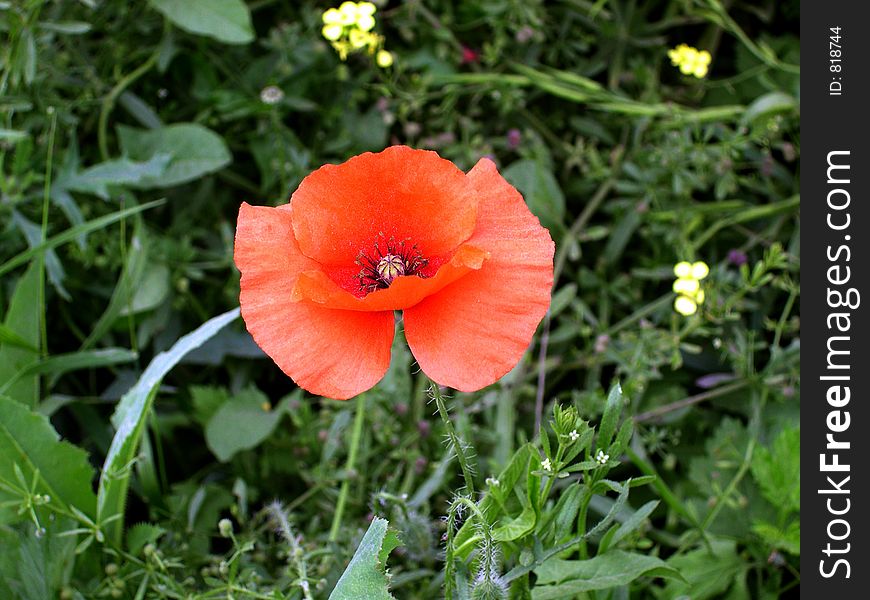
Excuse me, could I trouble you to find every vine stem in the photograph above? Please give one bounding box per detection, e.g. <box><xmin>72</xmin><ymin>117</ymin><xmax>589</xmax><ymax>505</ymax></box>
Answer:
<box><xmin>97</xmin><ymin>50</ymin><xmax>159</xmax><ymax>161</ymax></box>
<box><xmin>430</xmin><ymin>383</ymin><xmax>475</xmax><ymax>496</ymax></box>
<box><xmin>328</xmin><ymin>393</ymin><xmax>366</xmax><ymax>542</ymax></box>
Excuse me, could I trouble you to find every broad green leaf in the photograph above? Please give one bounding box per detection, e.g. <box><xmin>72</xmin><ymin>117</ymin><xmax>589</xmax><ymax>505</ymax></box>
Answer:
<box><xmin>741</xmin><ymin>91</ymin><xmax>798</xmax><ymax>125</ymax></box>
<box><xmin>0</xmin><ymin>199</ymin><xmax>165</xmax><ymax>279</ymax></box>
<box><xmin>532</xmin><ymin>550</ymin><xmax>682</xmax><ymax>599</ymax></box>
<box><xmin>0</xmin><ymin>262</ymin><xmax>41</xmax><ymax>408</ymax></box>
<box><xmin>0</xmin><ymin>322</ymin><xmax>37</xmax><ymax>351</ymax></box>
<box><xmin>205</xmin><ymin>387</ymin><xmax>290</xmax><ymax>462</ymax></box>
<box><xmin>0</xmin><ymin>396</ymin><xmax>97</xmax><ymax>522</ymax></box>
<box><xmin>62</xmin><ymin>154</ymin><xmax>170</xmax><ymax>199</ymax></box>
<box><xmin>455</xmin><ymin>444</ymin><xmax>532</xmax><ymax>558</ymax></box>
<box><xmin>493</xmin><ymin>504</ymin><xmax>536</xmax><ymax>542</ymax></box>
<box><xmin>190</xmin><ymin>385</ymin><xmax>228</xmax><ymax>425</ymax></box>
<box><xmin>502</xmin><ymin>159</ymin><xmax>565</xmax><ymax>231</ymax></box>
<box><xmin>659</xmin><ymin>539</ymin><xmax>744</xmax><ymax>600</ymax></box>
<box><xmin>750</xmin><ymin>426</ymin><xmax>800</xmax><ymax>513</ymax></box>
<box><xmin>148</xmin><ymin>0</ymin><xmax>254</xmax><ymax>44</ymax></box>
<box><xmin>329</xmin><ymin>517</ymin><xmax>398</xmax><ymax>600</ymax></box>
<box><xmin>97</xmin><ymin>308</ymin><xmax>240</xmax><ymax>543</ymax></box>
<box><xmin>118</xmin><ymin>263</ymin><xmax>170</xmax><ymax>316</ymax></box>
<box><xmin>118</xmin><ymin>123</ymin><xmax>231</xmax><ymax>187</ymax></box>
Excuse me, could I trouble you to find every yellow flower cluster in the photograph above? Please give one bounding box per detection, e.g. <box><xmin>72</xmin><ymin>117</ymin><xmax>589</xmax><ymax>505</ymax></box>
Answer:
<box><xmin>667</xmin><ymin>44</ymin><xmax>711</xmax><ymax>78</ymax></box>
<box><xmin>322</xmin><ymin>1</ymin><xmax>393</xmax><ymax>68</ymax></box>
<box><xmin>673</xmin><ymin>261</ymin><xmax>709</xmax><ymax>316</ymax></box>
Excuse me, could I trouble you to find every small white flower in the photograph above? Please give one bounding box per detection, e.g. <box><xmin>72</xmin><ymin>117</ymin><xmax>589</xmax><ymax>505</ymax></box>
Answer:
<box><xmin>541</xmin><ymin>458</ymin><xmax>552</xmax><ymax>472</ymax></box>
<box><xmin>595</xmin><ymin>450</ymin><xmax>610</xmax><ymax>465</ymax></box>
<box><xmin>485</xmin><ymin>477</ymin><xmax>500</xmax><ymax>487</ymax></box>
<box><xmin>260</xmin><ymin>85</ymin><xmax>284</xmax><ymax>105</ymax></box>
<box><xmin>569</xmin><ymin>429</ymin><xmax>580</xmax><ymax>442</ymax></box>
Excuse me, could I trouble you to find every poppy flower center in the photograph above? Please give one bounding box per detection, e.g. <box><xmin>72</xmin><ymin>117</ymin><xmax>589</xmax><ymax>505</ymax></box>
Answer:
<box><xmin>356</xmin><ymin>234</ymin><xmax>428</xmax><ymax>293</ymax></box>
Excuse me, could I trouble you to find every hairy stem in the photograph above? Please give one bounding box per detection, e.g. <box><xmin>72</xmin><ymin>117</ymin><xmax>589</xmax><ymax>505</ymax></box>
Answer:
<box><xmin>430</xmin><ymin>383</ymin><xmax>475</xmax><ymax>496</ymax></box>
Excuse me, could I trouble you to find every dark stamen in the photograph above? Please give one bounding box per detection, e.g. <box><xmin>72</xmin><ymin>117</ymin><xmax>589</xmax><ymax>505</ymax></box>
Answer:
<box><xmin>356</xmin><ymin>233</ymin><xmax>429</xmax><ymax>293</ymax></box>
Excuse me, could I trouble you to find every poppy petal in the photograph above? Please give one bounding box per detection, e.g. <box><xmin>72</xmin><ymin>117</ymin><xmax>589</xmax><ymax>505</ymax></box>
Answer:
<box><xmin>291</xmin><ymin>244</ymin><xmax>489</xmax><ymax>311</ymax></box>
<box><xmin>290</xmin><ymin>146</ymin><xmax>478</xmax><ymax>267</ymax></box>
<box><xmin>235</xmin><ymin>202</ymin><xmax>394</xmax><ymax>399</ymax></box>
<box><xmin>403</xmin><ymin>158</ymin><xmax>554</xmax><ymax>391</ymax></box>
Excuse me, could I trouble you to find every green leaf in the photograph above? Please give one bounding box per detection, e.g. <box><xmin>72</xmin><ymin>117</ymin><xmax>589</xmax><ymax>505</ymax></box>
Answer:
<box><xmin>38</xmin><ymin>20</ymin><xmax>92</xmax><ymax>34</ymax></box>
<box><xmin>2</xmin><ymin>518</ymin><xmax>77</xmax><ymax>600</ymax></box>
<box><xmin>81</xmin><ymin>225</ymin><xmax>150</xmax><ymax>349</ymax></box>
<box><xmin>552</xmin><ymin>483</ymin><xmax>583</xmax><ymax>541</ymax></box>
<box><xmin>118</xmin><ymin>123</ymin><xmax>231</xmax><ymax>187</ymax></box>
<box><xmin>597</xmin><ymin>382</ymin><xmax>623</xmax><ymax>451</ymax></box>
<box><xmin>750</xmin><ymin>426</ymin><xmax>800</xmax><ymax>513</ymax></box>
<box><xmin>659</xmin><ymin>539</ymin><xmax>745</xmax><ymax>600</ymax></box>
<box><xmin>493</xmin><ymin>504</ymin><xmax>536</xmax><ymax>542</ymax></box>
<box><xmin>97</xmin><ymin>308</ymin><xmax>240</xmax><ymax>544</ymax></box>
<box><xmin>0</xmin><ymin>129</ymin><xmax>28</xmax><ymax>143</ymax></box>
<box><xmin>0</xmin><ymin>397</ymin><xmax>98</xmax><ymax>523</ymax></box>
<box><xmin>205</xmin><ymin>387</ymin><xmax>289</xmax><ymax>462</ymax></box>
<box><xmin>0</xmin><ymin>200</ymin><xmax>165</xmax><ymax>279</ymax></box>
<box><xmin>62</xmin><ymin>154</ymin><xmax>171</xmax><ymax>199</ymax></box>
<box><xmin>0</xmin><ymin>262</ymin><xmax>41</xmax><ymax>408</ymax></box>
<box><xmin>741</xmin><ymin>91</ymin><xmax>798</xmax><ymax>125</ymax></box>
<box><xmin>0</xmin><ymin>348</ymin><xmax>138</xmax><ymax>396</ymax></box>
<box><xmin>329</xmin><ymin>517</ymin><xmax>398</xmax><ymax>600</ymax></box>
<box><xmin>190</xmin><ymin>385</ymin><xmax>228</xmax><ymax>425</ymax></box>
<box><xmin>126</xmin><ymin>522</ymin><xmax>166</xmax><ymax>555</ymax></box>
<box><xmin>10</xmin><ymin>212</ymin><xmax>70</xmax><ymax>301</ymax></box>
<box><xmin>0</xmin><ymin>322</ymin><xmax>37</xmax><ymax>351</ymax></box>
<box><xmin>751</xmin><ymin>520</ymin><xmax>800</xmax><ymax>555</ymax></box>
<box><xmin>599</xmin><ymin>500</ymin><xmax>659</xmax><ymax>553</ymax></box>
<box><xmin>118</xmin><ymin>263</ymin><xmax>170</xmax><ymax>316</ymax></box>
<box><xmin>502</xmin><ymin>159</ymin><xmax>566</xmax><ymax>231</ymax></box>
<box><xmin>531</xmin><ymin>550</ymin><xmax>682</xmax><ymax>599</ymax></box>
<box><xmin>148</xmin><ymin>0</ymin><xmax>254</xmax><ymax>44</ymax></box>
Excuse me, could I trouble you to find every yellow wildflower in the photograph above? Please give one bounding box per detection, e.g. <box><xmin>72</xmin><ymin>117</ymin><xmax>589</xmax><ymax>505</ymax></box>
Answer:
<box><xmin>349</xmin><ymin>28</ymin><xmax>372</xmax><ymax>49</ymax></box>
<box><xmin>322</xmin><ymin>24</ymin><xmax>343</xmax><ymax>41</ymax></box>
<box><xmin>672</xmin><ymin>260</ymin><xmax>709</xmax><ymax>316</ymax></box>
<box><xmin>674</xmin><ymin>295</ymin><xmax>698</xmax><ymax>316</ymax></box>
<box><xmin>376</xmin><ymin>49</ymin><xmax>393</xmax><ymax>68</ymax></box>
<box><xmin>668</xmin><ymin>44</ymin><xmax>711</xmax><ymax>79</ymax></box>
<box><xmin>338</xmin><ymin>1</ymin><xmax>358</xmax><ymax>25</ymax></box>
<box><xmin>322</xmin><ymin>8</ymin><xmax>342</xmax><ymax>24</ymax></box>
<box><xmin>321</xmin><ymin>1</ymin><xmax>391</xmax><ymax>68</ymax></box>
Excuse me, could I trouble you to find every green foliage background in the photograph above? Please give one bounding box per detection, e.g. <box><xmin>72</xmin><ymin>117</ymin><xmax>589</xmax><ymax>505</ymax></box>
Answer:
<box><xmin>1</xmin><ymin>0</ymin><xmax>799</xmax><ymax>598</ymax></box>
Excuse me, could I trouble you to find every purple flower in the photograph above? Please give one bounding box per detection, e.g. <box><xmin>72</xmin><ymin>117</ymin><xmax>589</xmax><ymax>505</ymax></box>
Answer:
<box><xmin>506</xmin><ymin>128</ymin><xmax>522</xmax><ymax>150</ymax></box>
<box><xmin>727</xmin><ymin>249</ymin><xmax>748</xmax><ymax>267</ymax></box>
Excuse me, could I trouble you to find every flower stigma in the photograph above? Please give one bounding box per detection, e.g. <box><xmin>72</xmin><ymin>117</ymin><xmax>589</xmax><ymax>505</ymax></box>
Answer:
<box><xmin>356</xmin><ymin>234</ymin><xmax>429</xmax><ymax>293</ymax></box>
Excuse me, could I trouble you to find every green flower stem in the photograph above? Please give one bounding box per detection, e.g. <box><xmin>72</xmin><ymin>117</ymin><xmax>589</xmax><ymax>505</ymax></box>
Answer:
<box><xmin>576</xmin><ymin>489</ymin><xmax>591</xmax><ymax>559</ymax></box>
<box><xmin>38</xmin><ymin>108</ymin><xmax>57</xmax><ymax>359</ymax></box>
<box><xmin>328</xmin><ymin>393</ymin><xmax>366</xmax><ymax>542</ymax></box>
<box><xmin>430</xmin><ymin>383</ymin><xmax>475</xmax><ymax>496</ymax></box>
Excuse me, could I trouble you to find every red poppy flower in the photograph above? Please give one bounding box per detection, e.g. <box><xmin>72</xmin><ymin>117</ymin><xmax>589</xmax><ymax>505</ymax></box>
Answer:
<box><xmin>234</xmin><ymin>146</ymin><xmax>554</xmax><ymax>400</ymax></box>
